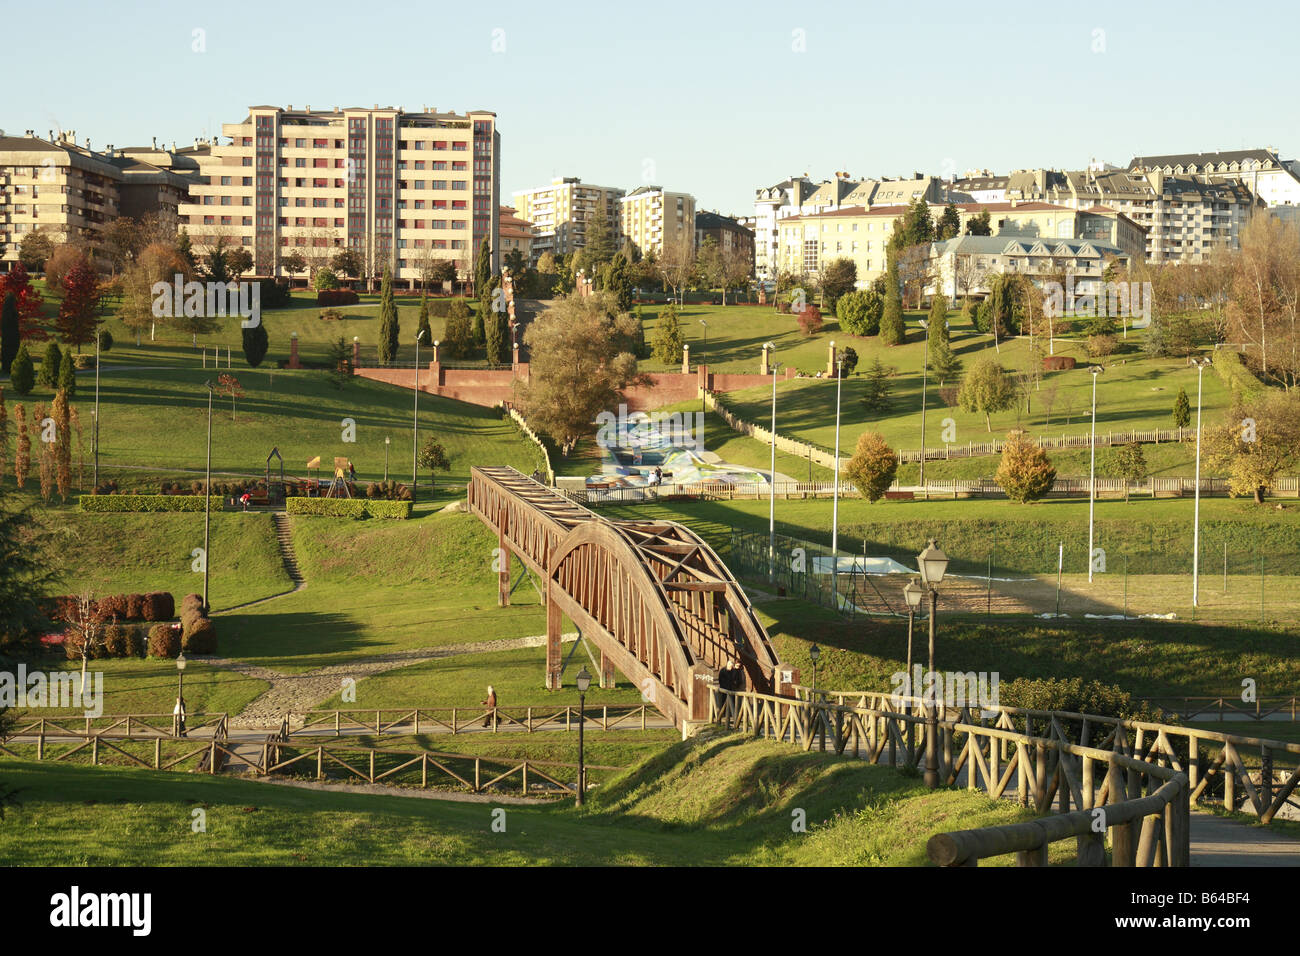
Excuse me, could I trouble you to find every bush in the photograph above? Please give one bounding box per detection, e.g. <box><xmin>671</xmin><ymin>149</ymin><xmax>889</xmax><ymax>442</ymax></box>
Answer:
<box><xmin>125</xmin><ymin>593</ymin><xmax>148</xmax><ymax>620</ymax></box>
<box><xmin>256</xmin><ymin>278</ymin><xmax>292</xmax><ymax>310</ymax></box>
<box><xmin>998</xmin><ymin>676</ymin><xmax>1168</xmax><ymax>727</ymax></box>
<box><xmin>319</xmin><ymin>308</ymin><xmax>344</xmax><ymax>321</ymax></box>
<box><xmin>148</xmin><ymin>623</ymin><xmax>180</xmax><ymax>659</ymax></box>
<box><xmin>73</xmin><ymin>353</ymin><xmax>97</xmax><ymax>370</ymax></box>
<box><xmin>79</xmin><ymin>494</ymin><xmax>206</xmax><ymax>513</ymax></box>
<box><xmin>995</xmin><ymin>431</ymin><xmax>1057</xmax><ymax>503</ymax></box>
<box><xmin>364</xmin><ymin>480</ymin><xmax>412</xmax><ymax>501</ymax></box>
<box><xmin>285</xmin><ymin>497</ymin><xmax>412</xmax><ymax>519</ymax></box>
<box><xmin>10</xmin><ymin>343</ymin><xmax>35</xmax><ymax>395</ymax></box>
<box><xmin>104</xmin><ymin>624</ymin><xmax>130</xmax><ymax>657</ymax></box>
<box><xmin>795</xmin><ymin>305</ymin><xmax>823</xmax><ymax>336</ymax></box>
<box><xmin>181</xmin><ymin>593</ymin><xmax>205</xmax><ymax>618</ymax></box>
<box><xmin>1212</xmin><ymin>348</ymin><xmax>1263</xmax><ymax>399</ymax></box>
<box><xmin>1042</xmin><ymin>355</ymin><xmax>1076</xmax><ymax>371</ymax></box>
<box><xmin>181</xmin><ymin>616</ymin><xmax>218</xmax><ymax>654</ymax></box>
<box><xmin>1086</xmin><ymin>333</ymin><xmax>1117</xmax><ymax>358</ymax></box>
<box><xmin>96</xmin><ymin>593</ymin><xmax>128</xmax><ymax>623</ymax></box>
<box><xmin>317</xmin><ymin>289</ymin><xmax>359</xmax><ymax>307</ymax></box>
<box><xmin>835</xmin><ymin>289</ymin><xmax>883</xmax><ymax>337</ymax></box>
<box><xmin>96</xmin><ymin>329</ymin><xmax>113</xmax><ymax>352</ymax></box>
<box><xmin>145</xmin><ymin>592</ymin><xmax>175</xmax><ymax>621</ymax></box>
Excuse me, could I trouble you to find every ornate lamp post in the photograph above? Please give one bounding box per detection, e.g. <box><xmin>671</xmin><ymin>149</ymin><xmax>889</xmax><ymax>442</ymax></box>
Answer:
<box><xmin>903</xmin><ymin>577</ymin><xmax>924</xmax><ymax>757</ymax></box>
<box><xmin>917</xmin><ymin>539</ymin><xmax>949</xmax><ymax>788</ymax></box>
<box><xmin>1192</xmin><ymin>356</ymin><xmax>1213</xmax><ymax>607</ymax></box>
<box><xmin>1088</xmin><ymin>365</ymin><xmax>1104</xmax><ymax>583</ymax></box>
<box><xmin>575</xmin><ymin>666</ymin><xmax>592</xmax><ymax>807</ymax></box>
<box><xmin>174</xmin><ymin>651</ymin><xmax>187</xmax><ymax>737</ymax></box>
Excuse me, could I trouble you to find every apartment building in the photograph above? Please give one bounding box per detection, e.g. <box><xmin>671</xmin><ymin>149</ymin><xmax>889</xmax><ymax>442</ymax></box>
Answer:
<box><xmin>178</xmin><ymin>104</ymin><xmax>500</xmax><ymax>288</ymax></box>
<box><xmin>927</xmin><ymin>235</ymin><xmax>1132</xmax><ymax>302</ymax></box>
<box><xmin>1129</xmin><ymin>148</ymin><xmax>1300</xmax><ymax>220</ymax></box>
<box><xmin>620</xmin><ymin>186</ymin><xmax>695</xmax><ymax>258</ymax></box>
<box><xmin>694</xmin><ymin>210</ymin><xmax>754</xmax><ymax>273</ymax></box>
<box><xmin>511</xmin><ymin>177</ymin><xmax>623</xmax><ymax>262</ymax></box>
<box><xmin>498</xmin><ymin>205</ymin><xmax>534</xmax><ymax>262</ymax></box>
<box><xmin>1004</xmin><ymin>167</ymin><xmax>1258</xmax><ymax>263</ymax></box>
<box><xmin>775</xmin><ymin>200</ymin><xmax>1144</xmax><ymax>286</ymax></box>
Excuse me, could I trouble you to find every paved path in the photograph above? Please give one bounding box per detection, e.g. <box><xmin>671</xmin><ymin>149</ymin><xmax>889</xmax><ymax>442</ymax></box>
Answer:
<box><xmin>1189</xmin><ymin>811</ymin><xmax>1300</xmax><ymax>866</ymax></box>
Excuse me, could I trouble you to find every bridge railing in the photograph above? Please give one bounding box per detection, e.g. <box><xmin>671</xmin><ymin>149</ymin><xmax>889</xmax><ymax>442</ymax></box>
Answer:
<box><xmin>710</xmin><ymin>687</ymin><xmax>1212</xmax><ymax>866</ymax></box>
<box><xmin>289</xmin><ymin>704</ymin><xmax>657</xmax><ymax>737</ymax></box>
<box><xmin>7</xmin><ymin>712</ymin><xmax>229</xmax><ymax>739</ymax></box>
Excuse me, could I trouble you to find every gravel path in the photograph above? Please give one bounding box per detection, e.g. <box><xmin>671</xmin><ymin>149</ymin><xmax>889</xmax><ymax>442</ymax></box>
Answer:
<box><xmin>204</xmin><ymin>633</ymin><xmax>580</xmax><ymax>728</ymax></box>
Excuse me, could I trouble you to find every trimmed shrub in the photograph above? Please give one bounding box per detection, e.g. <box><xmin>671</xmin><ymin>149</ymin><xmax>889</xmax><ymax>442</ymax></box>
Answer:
<box><xmin>145</xmin><ymin>592</ymin><xmax>175</xmax><ymax>621</ymax></box>
<box><xmin>79</xmin><ymin>494</ymin><xmax>206</xmax><ymax>513</ymax></box>
<box><xmin>317</xmin><ymin>289</ymin><xmax>359</xmax><ymax>307</ymax></box>
<box><xmin>181</xmin><ymin>616</ymin><xmax>218</xmax><ymax>654</ymax></box>
<box><xmin>123</xmin><ymin>624</ymin><xmax>146</xmax><ymax>658</ymax></box>
<box><xmin>95</xmin><ymin>593</ymin><xmax>128</xmax><ymax>623</ymax></box>
<box><xmin>285</xmin><ymin>497</ymin><xmax>412</xmax><ymax>519</ymax></box>
<box><xmin>181</xmin><ymin>593</ymin><xmax>205</xmax><ymax>618</ymax></box>
<box><xmin>256</xmin><ymin>278</ymin><xmax>292</xmax><ymax>310</ymax></box>
<box><xmin>73</xmin><ymin>353</ymin><xmax>97</xmax><ymax>370</ymax></box>
<box><xmin>148</xmin><ymin>622</ymin><xmax>181</xmax><ymax>659</ymax></box>
<box><xmin>1042</xmin><ymin>355</ymin><xmax>1076</xmax><ymax>371</ymax></box>
<box><xmin>125</xmin><ymin>593</ymin><xmax>148</xmax><ymax>620</ymax></box>
<box><xmin>104</xmin><ymin>624</ymin><xmax>130</xmax><ymax>658</ymax></box>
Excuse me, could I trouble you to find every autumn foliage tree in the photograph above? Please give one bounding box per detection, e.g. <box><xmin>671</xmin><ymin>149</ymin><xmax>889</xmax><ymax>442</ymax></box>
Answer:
<box><xmin>0</xmin><ymin>264</ymin><xmax>47</xmax><ymax>342</ymax></box>
<box><xmin>12</xmin><ymin>404</ymin><xmax>29</xmax><ymax>489</ymax></box>
<box><xmin>1205</xmin><ymin>391</ymin><xmax>1300</xmax><ymax>504</ymax></box>
<box><xmin>55</xmin><ymin>259</ymin><xmax>102</xmax><ymax>351</ymax></box>
<box><xmin>995</xmin><ymin>430</ymin><xmax>1057</xmax><ymax>503</ymax></box>
<box><xmin>843</xmin><ymin>431</ymin><xmax>898</xmax><ymax>502</ymax></box>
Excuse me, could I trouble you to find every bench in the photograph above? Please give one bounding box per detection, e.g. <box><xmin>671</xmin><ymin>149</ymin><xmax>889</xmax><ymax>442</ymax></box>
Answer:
<box><xmin>884</xmin><ymin>490</ymin><xmax>915</xmax><ymax>501</ymax></box>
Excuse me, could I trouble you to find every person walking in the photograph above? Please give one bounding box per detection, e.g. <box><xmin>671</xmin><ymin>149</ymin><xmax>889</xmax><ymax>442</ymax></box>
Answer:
<box><xmin>173</xmin><ymin>695</ymin><xmax>187</xmax><ymax>738</ymax></box>
<box><xmin>481</xmin><ymin>685</ymin><xmax>498</xmax><ymax>729</ymax></box>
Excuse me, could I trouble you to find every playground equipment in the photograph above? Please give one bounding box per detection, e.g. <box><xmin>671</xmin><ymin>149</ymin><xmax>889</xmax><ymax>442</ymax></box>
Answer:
<box><xmin>324</xmin><ymin>456</ymin><xmax>353</xmax><ymax>498</ymax></box>
<box><xmin>266</xmin><ymin>447</ymin><xmax>285</xmax><ymax>505</ymax></box>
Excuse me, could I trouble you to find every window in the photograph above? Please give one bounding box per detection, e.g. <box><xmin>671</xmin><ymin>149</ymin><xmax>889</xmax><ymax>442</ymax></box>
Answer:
<box><xmin>295</xmin><ymin>138</ymin><xmax>305</xmax><ymax>148</ymax></box>
<box><xmin>295</xmin><ymin>158</ymin><xmax>306</xmax><ymax>168</ymax></box>
<box><xmin>220</xmin><ymin>176</ymin><xmax>232</xmax><ymax>186</ymax></box>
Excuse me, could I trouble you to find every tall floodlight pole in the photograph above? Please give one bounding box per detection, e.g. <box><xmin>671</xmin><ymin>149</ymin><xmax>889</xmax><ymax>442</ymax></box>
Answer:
<box><xmin>1088</xmin><ymin>365</ymin><xmax>1103</xmax><ymax>583</ymax></box>
<box><xmin>1192</xmin><ymin>356</ymin><xmax>1212</xmax><ymax>607</ymax></box>
<box><xmin>203</xmin><ymin>381</ymin><xmax>214</xmax><ymax>611</ymax></box>
<box><xmin>766</xmin><ymin>342</ymin><xmax>777</xmax><ymax>585</ymax></box>
<box><xmin>832</xmin><ymin>345</ymin><xmax>844</xmax><ymax>609</ymax></box>
<box><xmin>93</xmin><ymin>329</ymin><xmax>101</xmax><ymax>488</ymax></box>
<box><xmin>413</xmin><ymin>328</ymin><xmax>426</xmax><ymax>500</ymax></box>
<box><xmin>919</xmin><ymin>319</ymin><xmax>930</xmax><ymax>494</ymax></box>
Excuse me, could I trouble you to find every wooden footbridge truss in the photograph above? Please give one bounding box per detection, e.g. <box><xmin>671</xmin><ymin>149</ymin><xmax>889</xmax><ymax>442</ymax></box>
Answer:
<box><xmin>468</xmin><ymin>466</ymin><xmax>792</xmax><ymax>727</ymax></box>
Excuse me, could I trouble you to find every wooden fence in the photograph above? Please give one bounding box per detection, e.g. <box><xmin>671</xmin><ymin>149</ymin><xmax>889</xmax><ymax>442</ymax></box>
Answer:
<box><xmin>291</xmin><ymin>704</ymin><xmax>658</xmax><ymax>736</ymax></box>
<box><xmin>711</xmin><ymin>688</ymin><xmax>1300</xmax><ymax>866</ymax></box>
<box><xmin>896</xmin><ymin>428</ymin><xmax>1197</xmax><ymax>464</ymax></box>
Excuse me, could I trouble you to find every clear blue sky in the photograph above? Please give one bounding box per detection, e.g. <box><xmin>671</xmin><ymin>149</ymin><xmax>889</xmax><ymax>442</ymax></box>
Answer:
<box><xmin>6</xmin><ymin>0</ymin><xmax>1297</xmax><ymax>215</ymax></box>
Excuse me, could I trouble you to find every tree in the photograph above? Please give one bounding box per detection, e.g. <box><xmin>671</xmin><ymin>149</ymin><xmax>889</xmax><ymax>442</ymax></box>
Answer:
<box><xmin>119</xmin><ymin>241</ymin><xmax>190</xmax><ymax>346</ymax></box>
<box><xmin>603</xmin><ymin>252</ymin><xmax>633</xmax><ymax>314</ymax></box>
<box><xmin>13</xmin><ymin>403</ymin><xmax>30</xmax><ymax>487</ymax></box>
<box><xmin>227</xmin><ymin>246</ymin><xmax>254</xmax><ymax>280</ymax></box>
<box><xmin>57</xmin><ymin>349</ymin><xmax>76</xmax><ymax>396</ymax></box>
<box><xmin>331</xmin><ymin>248</ymin><xmax>364</xmax><ymax>281</ymax></box>
<box><xmin>721</xmin><ymin>245</ymin><xmax>752</xmax><ymax>305</ymax></box>
<box><xmin>1205</xmin><ymin>391</ymin><xmax>1300</xmax><ymax>504</ymax></box>
<box><xmin>1113</xmin><ymin>441</ymin><xmax>1147</xmax><ymax>503</ymax></box>
<box><xmin>56</xmin><ymin>261</ymin><xmax>102</xmax><ymax>351</ymax></box>
<box><xmin>417</xmin><ymin>438</ymin><xmax>451</xmax><ymax>489</ymax></box>
<box><xmin>202</xmin><ymin>237</ymin><xmax>232</xmax><ymax>283</ymax></box>
<box><xmin>966</xmin><ymin>211</ymin><xmax>992</xmax><ymax>236</ymax></box>
<box><xmin>516</xmin><ymin>296</ymin><xmax>643</xmax><ymax>456</ymax></box>
<box><xmin>657</xmin><ymin>234</ymin><xmax>696</xmax><ymax>305</ymax></box>
<box><xmin>927</xmin><ymin>295</ymin><xmax>961</xmax><ymax>385</ymax></box>
<box><xmin>843</xmin><ymin>431</ymin><xmax>898</xmax><ymax>502</ymax></box>
<box><xmin>313</xmin><ymin>267</ymin><xmax>340</xmax><ymax>291</ymax></box>
<box><xmin>39</xmin><ymin>342</ymin><xmax>62</xmax><ymax>388</ymax></box>
<box><xmin>176</xmin><ymin>229</ymin><xmax>197</xmax><ymax>273</ymax></box>
<box><xmin>650</xmin><ymin>303</ymin><xmax>685</xmax><ymax>364</ymax></box>
<box><xmin>879</xmin><ymin>252</ymin><xmax>905</xmax><ymax>345</ymax></box>
<box><xmin>1173</xmin><ymin>387</ymin><xmax>1191</xmax><ymax>437</ymax></box>
<box><xmin>0</xmin><ymin>264</ymin><xmax>48</xmax><ymax>342</ymax></box>
<box><xmin>0</xmin><ymin>387</ymin><xmax>8</xmax><ymax>484</ymax></box>
<box><xmin>216</xmin><ymin>373</ymin><xmax>243</xmax><ymax>420</ymax></box>
<box><xmin>474</xmin><ymin>238</ymin><xmax>493</xmax><ymax>297</ymax></box>
<box><xmin>860</xmin><ymin>358</ymin><xmax>894</xmax><ymax>416</ymax></box>
<box><xmin>996</xmin><ymin>430</ymin><xmax>1056</xmax><ymax>503</ymax></box>
<box><xmin>795</xmin><ymin>304</ymin><xmax>824</xmax><ymax>336</ymax></box>
<box><xmin>898</xmin><ymin>197</ymin><xmax>935</xmax><ymax>248</ymax></box>
<box><xmin>836</xmin><ymin>288</ymin><xmax>883</xmax><ymax>336</ymax></box>
<box><xmin>18</xmin><ymin>230</ymin><xmax>54</xmax><ymax>272</ymax></box>
<box><xmin>281</xmin><ymin>251</ymin><xmax>307</xmax><ymax>279</ymax></box>
<box><xmin>417</xmin><ymin>294</ymin><xmax>433</xmax><ymax>348</ymax></box>
<box><xmin>838</xmin><ymin>345</ymin><xmax>859</xmax><ymax>377</ymax></box>
<box><xmin>936</xmin><ymin>203</ymin><xmax>962</xmax><ymax>241</ymax></box>
<box><xmin>242</xmin><ymin>320</ymin><xmax>269</xmax><ymax>368</ymax></box>
<box><xmin>536</xmin><ymin>251</ymin><xmax>558</xmax><ymax>276</ymax></box>
<box><xmin>583</xmin><ymin>211</ymin><xmax>615</xmax><ymax>272</ymax></box>
<box><xmin>44</xmin><ymin>243</ymin><xmax>87</xmax><ymax>292</ymax></box>
<box><xmin>484</xmin><ymin>288</ymin><xmax>508</xmax><ymax>366</ymax></box>
<box><xmin>0</xmin><ymin>293</ymin><xmax>18</xmax><ymax>374</ymax></box>
<box><xmin>378</xmin><ymin>265</ymin><xmax>399</xmax><ymax>365</ymax></box>
<box><xmin>9</xmin><ymin>345</ymin><xmax>35</xmax><ymax>396</ymax></box>
<box><xmin>959</xmin><ymin>355</ymin><xmax>1015</xmax><ymax>431</ymax></box>
<box><xmin>0</xmin><ymin>497</ymin><xmax>59</xmax><ymax>650</ymax></box>
<box><xmin>325</xmin><ymin>335</ymin><xmax>351</xmax><ymax>389</ymax></box>
<box><xmin>52</xmin><ymin>388</ymin><xmax>71</xmax><ymax>501</ymax></box>
<box><xmin>443</xmin><ymin>298</ymin><xmax>476</xmax><ymax>359</ymax></box>
<box><xmin>819</xmin><ymin>257</ymin><xmax>857</xmax><ymax>310</ymax></box>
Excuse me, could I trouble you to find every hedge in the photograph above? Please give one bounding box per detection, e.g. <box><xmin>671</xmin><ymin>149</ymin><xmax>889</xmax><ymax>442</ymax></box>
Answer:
<box><xmin>317</xmin><ymin>289</ymin><xmax>360</xmax><ymax>307</ymax></box>
<box><xmin>45</xmin><ymin>591</ymin><xmax>175</xmax><ymax>625</ymax></box>
<box><xmin>64</xmin><ymin>622</ymin><xmax>152</xmax><ymax>660</ymax></box>
<box><xmin>286</xmin><ymin>497</ymin><xmax>411</xmax><ymax>519</ymax></box>
<box><xmin>148</xmin><ymin>623</ymin><xmax>181</xmax><ymax>659</ymax></box>
<box><xmin>1212</xmin><ymin>348</ymin><xmax>1264</xmax><ymax>400</ymax></box>
<box><xmin>79</xmin><ymin>494</ymin><xmax>206</xmax><ymax>513</ymax></box>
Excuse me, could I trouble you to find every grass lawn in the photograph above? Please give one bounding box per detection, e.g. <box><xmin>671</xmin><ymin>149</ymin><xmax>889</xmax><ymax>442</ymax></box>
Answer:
<box><xmin>0</xmin><ymin>731</ymin><xmax>1067</xmax><ymax>866</ymax></box>
<box><xmin>7</xmin><ymin>658</ymin><xmax>267</xmax><ymax>720</ymax></box>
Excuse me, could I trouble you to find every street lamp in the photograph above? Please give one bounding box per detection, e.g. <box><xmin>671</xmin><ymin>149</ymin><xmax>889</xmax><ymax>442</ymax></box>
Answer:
<box><xmin>699</xmin><ymin>320</ymin><xmax>708</xmax><ymax>415</ymax></box>
<box><xmin>903</xmin><ymin>577</ymin><xmax>924</xmax><ymax>756</ymax></box>
<box><xmin>919</xmin><ymin>319</ymin><xmax>930</xmax><ymax>493</ymax></box>
<box><xmin>1088</xmin><ymin>365</ymin><xmax>1104</xmax><ymax>583</ymax></box>
<box><xmin>765</xmin><ymin>342</ymin><xmax>778</xmax><ymax>586</ymax></box>
<box><xmin>832</xmin><ymin>344</ymin><xmax>844</xmax><ymax>609</ymax></box>
<box><xmin>413</xmin><ymin>328</ymin><xmax>427</xmax><ymax>501</ymax></box>
<box><xmin>917</xmin><ymin>538</ymin><xmax>948</xmax><ymax>788</ymax></box>
<box><xmin>384</xmin><ymin>436</ymin><xmax>391</xmax><ymax>482</ymax></box>
<box><xmin>1192</xmin><ymin>356</ymin><xmax>1213</xmax><ymax>607</ymax></box>
<box><xmin>92</xmin><ymin>328</ymin><xmax>101</xmax><ymax>488</ymax></box>
<box><xmin>808</xmin><ymin>643</ymin><xmax>821</xmax><ymax>702</ymax></box>
<box><xmin>575</xmin><ymin>666</ymin><xmax>592</xmax><ymax>806</ymax></box>
<box><xmin>174</xmin><ymin>651</ymin><xmax>187</xmax><ymax>737</ymax></box>
<box><xmin>202</xmin><ymin>380</ymin><xmax>214</xmax><ymax>612</ymax></box>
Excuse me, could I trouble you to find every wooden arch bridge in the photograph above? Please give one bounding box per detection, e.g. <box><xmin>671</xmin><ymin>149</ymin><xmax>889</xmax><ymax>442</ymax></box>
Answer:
<box><xmin>468</xmin><ymin>466</ymin><xmax>792</xmax><ymax>728</ymax></box>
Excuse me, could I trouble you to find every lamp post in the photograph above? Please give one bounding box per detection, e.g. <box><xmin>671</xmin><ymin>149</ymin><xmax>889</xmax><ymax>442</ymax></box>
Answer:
<box><xmin>917</xmin><ymin>539</ymin><xmax>949</xmax><ymax>788</ymax></box>
<box><xmin>765</xmin><ymin>342</ymin><xmax>778</xmax><ymax>585</ymax></box>
<box><xmin>1192</xmin><ymin>356</ymin><xmax>1212</xmax><ymax>607</ymax></box>
<box><xmin>413</xmin><ymin>328</ymin><xmax>427</xmax><ymax>501</ymax></box>
<box><xmin>384</xmin><ymin>436</ymin><xmax>390</xmax><ymax>482</ymax></box>
<box><xmin>808</xmin><ymin>643</ymin><xmax>821</xmax><ymax>702</ymax></box>
<box><xmin>832</xmin><ymin>346</ymin><xmax>844</xmax><ymax>609</ymax></box>
<box><xmin>903</xmin><ymin>578</ymin><xmax>923</xmax><ymax>758</ymax></box>
<box><xmin>174</xmin><ymin>651</ymin><xmax>187</xmax><ymax>737</ymax></box>
<box><xmin>575</xmin><ymin>666</ymin><xmax>591</xmax><ymax>806</ymax></box>
<box><xmin>202</xmin><ymin>380</ymin><xmax>214</xmax><ymax>612</ymax></box>
<box><xmin>699</xmin><ymin>319</ymin><xmax>708</xmax><ymax>414</ymax></box>
<box><xmin>92</xmin><ymin>328</ymin><xmax>101</xmax><ymax>488</ymax></box>
<box><xmin>1087</xmin><ymin>365</ymin><xmax>1103</xmax><ymax>582</ymax></box>
<box><xmin>919</xmin><ymin>319</ymin><xmax>930</xmax><ymax>493</ymax></box>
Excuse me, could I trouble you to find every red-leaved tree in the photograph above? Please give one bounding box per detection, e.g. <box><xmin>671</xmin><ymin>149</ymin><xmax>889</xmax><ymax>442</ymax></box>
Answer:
<box><xmin>0</xmin><ymin>264</ymin><xmax>48</xmax><ymax>341</ymax></box>
<box><xmin>55</xmin><ymin>260</ymin><xmax>102</xmax><ymax>351</ymax></box>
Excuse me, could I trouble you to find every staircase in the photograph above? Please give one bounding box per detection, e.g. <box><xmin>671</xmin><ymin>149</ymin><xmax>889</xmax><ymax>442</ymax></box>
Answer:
<box><xmin>271</xmin><ymin>513</ymin><xmax>305</xmax><ymax>589</ymax></box>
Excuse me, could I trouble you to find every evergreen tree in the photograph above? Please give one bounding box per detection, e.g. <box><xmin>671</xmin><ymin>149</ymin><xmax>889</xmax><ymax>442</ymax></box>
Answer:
<box><xmin>836</xmin><ymin>289</ymin><xmax>883</xmax><ymax>336</ymax></box>
<box><xmin>583</xmin><ymin>213</ymin><xmax>616</xmax><ymax>272</ymax></box>
<box><xmin>39</xmin><ymin>342</ymin><xmax>62</xmax><ymax>388</ymax></box>
<box><xmin>51</xmin><ymin>388</ymin><xmax>71</xmax><ymax>501</ymax></box>
<box><xmin>0</xmin><ymin>293</ymin><xmax>18</xmax><ymax>374</ymax></box>
<box><xmin>604</xmin><ymin>252</ymin><xmax>633</xmax><ymax>314</ymax></box>
<box><xmin>377</xmin><ymin>265</ymin><xmax>399</xmax><ymax>365</ymax></box>
<box><xmin>996</xmin><ymin>430</ymin><xmax>1057</xmax><ymax>503</ymax></box>
<box><xmin>650</xmin><ymin>304</ymin><xmax>685</xmax><ymax>364</ymax></box>
<box><xmin>899</xmin><ymin>196</ymin><xmax>935</xmax><ymax>247</ymax></box>
<box><xmin>0</xmin><ymin>386</ymin><xmax>8</xmax><ymax>484</ymax></box>
<box><xmin>966</xmin><ymin>211</ymin><xmax>992</xmax><ymax>236</ymax></box>
<box><xmin>860</xmin><ymin>358</ymin><xmax>894</xmax><ymax>416</ymax></box>
<box><xmin>485</xmin><ymin>290</ymin><xmax>507</xmax><ymax>366</ymax></box>
<box><xmin>57</xmin><ymin>349</ymin><xmax>76</xmax><ymax>396</ymax></box>
<box><xmin>878</xmin><ymin>252</ymin><xmax>905</xmax><ymax>346</ymax></box>
<box><xmin>13</xmin><ymin>403</ymin><xmax>29</xmax><ymax>487</ymax></box>
<box><xmin>1173</xmin><ymin>387</ymin><xmax>1191</xmax><ymax>434</ymax></box>
<box><xmin>242</xmin><ymin>320</ymin><xmax>269</xmax><ymax>368</ymax></box>
<box><xmin>176</xmin><ymin>229</ymin><xmax>196</xmax><ymax>272</ymax></box>
<box><xmin>443</xmin><ymin>298</ymin><xmax>476</xmax><ymax>359</ymax></box>
<box><xmin>926</xmin><ymin>294</ymin><xmax>961</xmax><ymax>384</ymax></box>
<box><xmin>9</xmin><ymin>345</ymin><xmax>34</xmax><ymax>396</ymax></box>
<box><xmin>474</xmin><ymin>238</ymin><xmax>492</xmax><ymax>297</ymax></box>
<box><xmin>936</xmin><ymin>203</ymin><xmax>962</xmax><ymax>240</ymax></box>
<box><xmin>417</xmin><ymin>293</ymin><xmax>432</xmax><ymax>347</ymax></box>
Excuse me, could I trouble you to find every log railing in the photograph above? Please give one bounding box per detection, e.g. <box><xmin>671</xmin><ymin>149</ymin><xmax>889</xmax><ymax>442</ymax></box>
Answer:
<box><xmin>291</xmin><ymin>704</ymin><xmax>657</xmax><ymax>737</ymax></box>
<box><xmin>8</xmin><ymin>712</ymin><xmax>229</xmax><ymax>740</ymax></box>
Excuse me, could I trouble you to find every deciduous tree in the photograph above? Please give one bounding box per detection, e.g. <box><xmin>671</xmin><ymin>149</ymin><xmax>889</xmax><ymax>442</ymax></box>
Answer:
<box><xmin>959</xmin><ymin>355</ymin><xmax>1015</xmax><ymax>431</ymax></box>
<box><xmin>843</xmin><ymin>431</ymin><xmax>897</xmax><ymax>502</ymax></box>
<box><xmin>996</xmin><ymin>430</ymin><xmax>1056</xmax><ymax>503</ymax></box>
